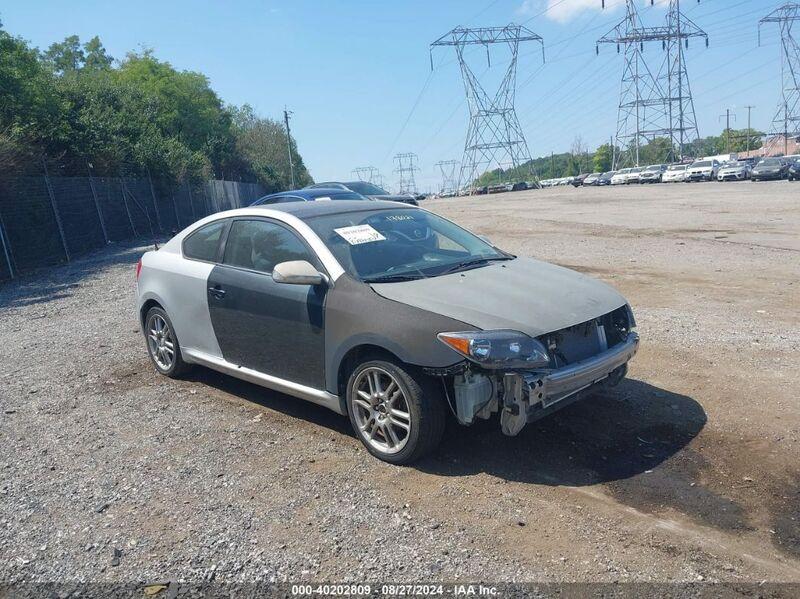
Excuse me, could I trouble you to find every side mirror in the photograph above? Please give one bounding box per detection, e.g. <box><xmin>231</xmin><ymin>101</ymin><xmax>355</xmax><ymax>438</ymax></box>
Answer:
<box><xmin>273</xmin><ymin>260</ymin><xmax>325</xmax><ymax>286</ymax></box>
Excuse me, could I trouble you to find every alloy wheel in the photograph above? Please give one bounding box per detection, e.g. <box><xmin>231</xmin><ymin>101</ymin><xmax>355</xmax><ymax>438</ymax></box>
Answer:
<box><xmin>147</xmin><ymin>313</ymin><xmax>175</xmax><ymax>371</ymax></box>
<box><xmin>351</xmin><ymin>367</ymin><xmax>412</xmax><ymax>455</ymax></box>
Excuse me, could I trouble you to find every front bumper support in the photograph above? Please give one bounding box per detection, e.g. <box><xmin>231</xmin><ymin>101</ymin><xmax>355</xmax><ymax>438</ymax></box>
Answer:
<box><xmin>499</xmin><ymin>333</ymin><xmax>639</xmax><ymax>435</ymax></box>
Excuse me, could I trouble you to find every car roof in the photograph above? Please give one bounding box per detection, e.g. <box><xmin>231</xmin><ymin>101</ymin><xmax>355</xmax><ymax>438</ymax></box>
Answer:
<box><xmin>305</xmin><ymin>182</ymin><xmax>350</xmax><ymax>190</ymax></box>
<box><xmin>254</xmin><ymin>188</ymin><xmax>358</xmax><ymax>203</ymax></box>
<box><xmin>251</xmin><ymin>199</ymin><xmax>412</xmax><ymax>219</ymax></box>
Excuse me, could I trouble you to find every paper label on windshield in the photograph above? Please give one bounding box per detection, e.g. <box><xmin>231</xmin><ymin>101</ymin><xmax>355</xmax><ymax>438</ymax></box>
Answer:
<box><xmin>334</xmin><ymin>224</ymin><xmax>386</xmax><ymax>245</ymax></box>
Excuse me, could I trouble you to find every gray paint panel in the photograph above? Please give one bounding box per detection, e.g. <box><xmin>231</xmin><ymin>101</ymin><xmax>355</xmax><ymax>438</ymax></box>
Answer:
<box><xmin>371</xmin><ymin>257</ymin><xmax>628</xmax><ymax>338</ymax></box>
<box><xmin>324</xmin><ymin>276</ymin><xmax>471</xmax><ymax>394</ymax></box>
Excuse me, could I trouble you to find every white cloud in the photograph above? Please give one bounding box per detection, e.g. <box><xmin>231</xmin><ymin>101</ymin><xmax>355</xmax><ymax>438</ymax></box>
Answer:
<box><xmin>518</xmin><ymin>0</ymin><xmax>667</xmax><ymax>24</ymax></box>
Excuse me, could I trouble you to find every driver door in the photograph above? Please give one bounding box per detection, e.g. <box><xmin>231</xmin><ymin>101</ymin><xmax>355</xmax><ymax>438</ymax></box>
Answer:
<box><xmin>207</xmin><ymin>218</ymin><xmax>327</xmax><ymax>389</ymax></box>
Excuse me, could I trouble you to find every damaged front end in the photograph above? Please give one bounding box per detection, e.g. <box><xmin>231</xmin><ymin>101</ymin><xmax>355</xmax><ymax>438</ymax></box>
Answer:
<box><xmin>431</xmin><ymin>305</ymin><xmax>639</xmax><ymax>436</ymax></box>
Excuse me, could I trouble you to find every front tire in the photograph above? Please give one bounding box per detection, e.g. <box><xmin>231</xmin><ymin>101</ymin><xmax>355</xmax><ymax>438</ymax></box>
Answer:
<box><xmin>144</xmin><ymin>307</ymin><xmax>190</xmax><ymax>378</ymax></box>
<box><xmin>346</xmin><ymin>359</ymin><xmax>445</xmax><ymax>464</ymax></box>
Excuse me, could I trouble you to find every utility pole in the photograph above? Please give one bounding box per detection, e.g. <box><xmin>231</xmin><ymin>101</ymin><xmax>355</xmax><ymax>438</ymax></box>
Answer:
<box><xmin>431</xmin><ymin>25</ymin><xmax>544</xmax><ymax>192</ymax></box>
<box><xmin>745</xmin><ymin>105</ymin><xmax>755</xmax><ymax>154</ymax></box>
<box><xmin>283</xmin><ymin>107</ymin><xmax>296</xmax><ymax>188</ymax></box>
<box><xmin>760</xmin><ymin>4</ymin><xmax>800</xmax><ymax>157</ymax></box>
<box><xmin>719</xmin><ymin>108</ymin><xmax>736</xmax><ymax>153</ymax></box>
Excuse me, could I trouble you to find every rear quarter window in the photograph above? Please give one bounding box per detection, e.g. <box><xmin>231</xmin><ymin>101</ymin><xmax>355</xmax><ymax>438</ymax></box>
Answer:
<box><xmin>183</xmin><ymin>220</ymin><xmax>227</xmax><ymax>262</ymax></box>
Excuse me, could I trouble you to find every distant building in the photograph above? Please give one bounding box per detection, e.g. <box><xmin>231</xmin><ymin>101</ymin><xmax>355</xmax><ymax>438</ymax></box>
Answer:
<box><xmin>738</xmin><ymin>135</ymin><xmax>800</xmax><ymax>159</ymax></box>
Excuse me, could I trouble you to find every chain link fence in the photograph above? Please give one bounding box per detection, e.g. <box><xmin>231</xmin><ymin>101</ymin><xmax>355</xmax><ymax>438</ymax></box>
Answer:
<box><xmin>0</xmin><ymin>174</ymin><xmax>265</xmax><ymax>281</ymax></box>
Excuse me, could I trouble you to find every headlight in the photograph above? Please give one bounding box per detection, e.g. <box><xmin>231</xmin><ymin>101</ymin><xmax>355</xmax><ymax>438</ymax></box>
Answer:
<box><xmin>437</xmin><ymin>330</ymin><xmax>550</xmax><ymax>369</ymax></box>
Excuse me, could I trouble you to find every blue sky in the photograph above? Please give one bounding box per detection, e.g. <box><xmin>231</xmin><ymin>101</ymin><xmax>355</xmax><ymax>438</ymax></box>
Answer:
<box><xmin>1</xmin><ymin>0</ymin><xmax>789</xmax><ymax>190</ymax></box>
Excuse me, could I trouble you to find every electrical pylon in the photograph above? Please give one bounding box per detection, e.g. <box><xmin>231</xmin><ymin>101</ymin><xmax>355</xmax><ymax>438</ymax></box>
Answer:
<box><xmin>430</xmin><ymin>25</ymin><xmax>544</xmax><ymax>192</ymax></box>
<box><xmin>434</xmin><ymin>160</ymin><xmax>459</xmax><ymax>194</ymax></box>
<box><xmin>661</xmin><ymin>0</ymin><xmax>708</xmax><ymax>160</ymax></box>
<box><xmin>760</xmin><ymin>3</ymin><xmax>800</xmax><ymax>156</ymax></box>
<box><xmin>597</xmin><ymin>1</ymin><xmax>706</xmax><ymax>167</ymax></box>
<box><xmin>352</xmin><ymin>166</ymin><xmax>379</xmax><ymax>183</ymax></box>
<box><xmin>393</xmin><ymin>153</ymin><xmax>419</xmax><ymax>195</ymax></box>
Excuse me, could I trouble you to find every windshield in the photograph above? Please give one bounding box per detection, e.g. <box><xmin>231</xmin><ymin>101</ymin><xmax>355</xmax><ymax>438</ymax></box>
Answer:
<box><xmin>692</xmin><ymin>161</ymin><xmax>711</xmax><ymax>168</ymax></box>
<box><xmin>722</xmin><ymin>162</ymin><xmax>744</xmax><ymax>168</ymax></box>
<box><xmin>758</xmin><ymin>158</ymin><xmax>781</xmax><ymax>166</ymax></box>
<box><xmin>307</xmin><ymin>208</ymin><xmax>509</xmax><ymax>282</ymax></box>
<box><xmin>645</xmin><ymin>165</ymin><xmax>662</xmax><ymax>171</ymax></box>
<box><xmin>345</xmin><ymin>181</ymin><xmax>390</xmax><ymax>195</ymax></box>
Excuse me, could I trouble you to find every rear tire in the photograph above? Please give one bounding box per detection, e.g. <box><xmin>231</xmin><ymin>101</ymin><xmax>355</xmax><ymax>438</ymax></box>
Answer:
<box><xmin>144</xmin><ymin>307</ymin><xmax>190</xmax><ymax>378</ymax></box>
<box><xmin>346</xmin><ymin>359</ymin><xmax>445</xmax><ymax>465</ymax></box>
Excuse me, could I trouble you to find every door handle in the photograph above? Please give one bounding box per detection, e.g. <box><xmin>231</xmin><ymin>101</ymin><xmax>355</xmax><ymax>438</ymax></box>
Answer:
<box><xmin>208</xmin><ymin>286</ymin><xmax>226</xmax><ymax>299</ymax></box>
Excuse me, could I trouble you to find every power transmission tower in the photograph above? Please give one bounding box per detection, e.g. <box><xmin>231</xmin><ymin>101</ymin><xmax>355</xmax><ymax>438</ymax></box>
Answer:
<box><xmin>393</xmin><ymin>153</ymin><xmax>419</xmax><ymax>195</ymax></box>
<box><xmin>597</xmin><ymin>1</ymin><xmax>707</xmax><ymax>167</ymax></box>
<box><xmin>760</xmin><ymin>3</ymin><xmax>800</xmax><ymax>156</ymax></box>
<box><xmin>434</xmin><ymin>160</ymin><xmax>459</xmax><ymax>194</ymax></box>
<box><xmin>352</xmin><ymin>166</ymin><xmax>379</xmax><ymax>183</ymax></box>
<box><xmin>430</xmin><ymin>25</ymin><xmax>544</xmax><ymax>192</ymax></box>
<box><xmin>662</xmin><ymin>0</ymin><xmax>708</xmax><ymax>160</ymax></box>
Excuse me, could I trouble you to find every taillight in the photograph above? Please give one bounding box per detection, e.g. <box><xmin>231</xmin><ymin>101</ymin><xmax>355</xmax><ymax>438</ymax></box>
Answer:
<box><xmin>135</xmin><ymin>258</ymin><xmax>142</xmax><ymax>280</ymax></box>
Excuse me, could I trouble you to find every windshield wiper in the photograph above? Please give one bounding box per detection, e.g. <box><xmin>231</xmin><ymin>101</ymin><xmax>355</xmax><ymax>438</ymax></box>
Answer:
<box><xmin>436</xmin><ymin>255</ymin><xmax>514</xmax><ymax>276</ymax></box>
<box><xmin>363</xmin><ymin>273</ymin><xmax>426</xmax><ymax>283</ymax></box>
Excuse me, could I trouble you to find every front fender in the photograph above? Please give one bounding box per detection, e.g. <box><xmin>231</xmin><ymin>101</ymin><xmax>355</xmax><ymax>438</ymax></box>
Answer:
<box><xmin>324</xmin><ymin>276</ymin><xmax>470</xmax><ymax>394</ymax></box>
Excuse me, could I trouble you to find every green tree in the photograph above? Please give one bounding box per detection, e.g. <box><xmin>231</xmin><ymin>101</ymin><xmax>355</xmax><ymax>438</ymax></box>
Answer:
<box><xmin>83</xmin><ymin>36</ymin><xmax>113</xmax><ymax>70</ymax></box>
<box><xmin>43</xmin><ymin>35</ymin><xmax>85</xmax><ymax>73</ymax></box>
<box><xmin>593</xmin><ymin>143</ymin><xmax>613</xmax><ymax>172</ymax></box>
<box><xmin>0</xmin><ymin>25</ymin><xmax>66</xmax><ymax>165</ymax></box>
<box><xmin>229</xmin><ymin>104</ymin><xmax>313</xmax><ymax>191</ymax></box>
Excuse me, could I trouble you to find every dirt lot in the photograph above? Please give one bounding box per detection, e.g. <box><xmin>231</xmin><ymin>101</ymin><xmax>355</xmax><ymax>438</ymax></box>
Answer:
<box><xmin>1</xmin><ymin>181</ymin><xmax>799</xmax><ymax>587</ymax></box>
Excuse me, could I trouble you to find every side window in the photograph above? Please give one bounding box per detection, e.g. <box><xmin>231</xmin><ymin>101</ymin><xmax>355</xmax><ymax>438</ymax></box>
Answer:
<box><xmin>223</xmin><ymin>219</ymin><xmax>317</xmax><ymax>274</ymax></box>
<box><xmin>183</xmin><ymin>220</ymin><xmax>226</xmax><ymax>262</ymax></box>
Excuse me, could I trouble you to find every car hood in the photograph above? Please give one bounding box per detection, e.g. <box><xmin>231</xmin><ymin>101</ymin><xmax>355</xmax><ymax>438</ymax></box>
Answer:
<box><xmin>369</xmin><ymin>257</ymin><xmax>627</xmax><ymax>337</ymax></box>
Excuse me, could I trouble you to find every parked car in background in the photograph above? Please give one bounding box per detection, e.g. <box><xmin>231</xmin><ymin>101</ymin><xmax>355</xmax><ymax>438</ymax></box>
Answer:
<box><xmin>571</xmin><ymin>173</ymin><xmax>589</xmax><ymax>187</ymax></box>
<box><xmin>625</xmin><ymin>167</ymin><xmax>644</xmax><ymax>184</ymax></box>
<box><xmin>788</xmin><ymin>159</ymin><xmax>800</xmax><ymax>181</ymax></box>
<box><xmin>598</xmin><ymin>171</ymin><xmax>616</xmax><ymax>185</ymax></box>
<box><xmin>251</xmin><ymin>188</ymin><xmax>368</xmax><ymax>206</ymax></box>
<box><xmin>686</xmin><ymin>159</ymin><xmax>720</xmax><ymax>182</ymax></box>
<box><xmin>306</xmin><ymin>181</ymin><xmax>418</xmax><ymax>206</ymax></box>
<box><xmin>136</xmin><ymin>200</ymin><xmax>639</xmax><ymax>463</ymax></box>
<box><xmin>717</xmin><ymin>161</ymin><xmax>752</xmax><ymax>182</ymax></box>
<box><xmin>639</xmin><ymin>164</ymin><xmax>667</xmax><ymax>183</ymax></box>
<box><xmin>751</xmin><ymin>157</ymin><xmax>789</xmax><ymax>181</ymax></box>
<box><xmin>582</xmin><ymin>173</ymin><xmax>602</xmax><ymax>186</ymax></box>
<box><xmin>662</xmin><ymin>164</ymin><xmax>688</xmax><ymax>183</ymax></box>
<box><xmin>610</xmin><ymin>168</ymin><xmax>632</xmax><ymax>185</ymax></box>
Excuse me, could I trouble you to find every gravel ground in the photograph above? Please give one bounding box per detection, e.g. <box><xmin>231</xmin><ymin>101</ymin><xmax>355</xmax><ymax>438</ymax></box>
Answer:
<box><xmin>1</xmin><ymin>181</ymin><xmax>799</xmax><ymax>589</ymax></box>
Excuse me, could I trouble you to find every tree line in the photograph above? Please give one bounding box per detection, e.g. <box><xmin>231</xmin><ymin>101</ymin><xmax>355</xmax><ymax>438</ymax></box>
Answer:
<box><xmin>474</xmin><ymin>128</ymin><xmax>765</xmax><ymax>185</ymax></box>
<box><xmin>0</xmin><ymin>21</ymin><xmax>312</xmax><ymax>191</ymax></box>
